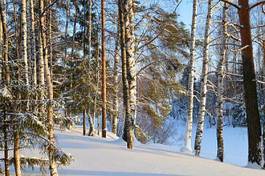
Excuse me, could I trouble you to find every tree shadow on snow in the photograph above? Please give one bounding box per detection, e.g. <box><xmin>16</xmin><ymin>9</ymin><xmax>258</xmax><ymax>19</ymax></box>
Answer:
<box><xmin>59</xmin><ymin>169</ymin><xmax>189</xmax><ymax>176</ymax></box>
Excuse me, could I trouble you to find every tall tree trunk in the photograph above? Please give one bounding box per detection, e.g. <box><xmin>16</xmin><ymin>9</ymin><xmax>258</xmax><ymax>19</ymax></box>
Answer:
<box><xmin>13</xmin><ymin>132</ymin><xmax>21</xmax><ymax>176</ymax></box>
<box><xmin>101</xmin><ymin>0</ymin><xmax>107</xmax><ymax>138</ymax></box>
<box><xmin>125</xmin><ymin>0</ymin><xmax>137</xmax><ymax>125</ymax></box>
<box><xmin>3</xmin><ymin>111</ymin><xmax>9</xmax><ymax>176</ymax></box>
<box><xmin>216</xmin><ymin>2</ymin><xmax>228</xmax><ymax>162</ymax></box>
<box><xmin>21</xmin><ymin>0</ymin><xmax>29</xmax><ymax>85</ymax></box>
<box><xmin>238</xmin><ymin>0</ymin><xmax>262</xmax><ymax>166</ymax></box>
<box><xmin>94</xmin><ymin>28</ymin><xmax>100</xmax><ymax>135</ymax></box>
<box><xmin>112</xmin><ymin>36</ymin><xmax>119</xmax><ymax>135</ymax></box>
<box><xmin>119</xmin><ymin>0</ymin><xmax>134</xmax><ymax>149</ymax></box>
<box><xmin>263</xmin><ymin>40</ymin><xmax>265</xmax><ymax>76</ymax></box>
<box><xmin>194</xmin><ymin>0</ymin><xmax>213</xmax><ymax>156</ymax></box>
<box><xmin>64</xmin><ymin>0</ymin><xmax>70</xmax><ymax>60</ymax></box>
<box><xmin>83</xmin><ymin>109</ymin><xmax>86</xmax><ymax>135</ymax></box>
<box><xmin>48</xmin><ymin>0</ymin><xmax>53</xmax><ymax>79</ymax></box>
<box><xmin>38</xmin><ymin>0</ymin><xmax>45</xmax><ymax>114</ymax></box>
<box><xmin>13</xmin><ymin>1</ymin><xmax>22</xmax><ymax>173</ymax></box>
<box><xmin>30</xmin><ymin>0</ymin><xmax>37</xmax><ymax>86</ymax></box>
<box><xmin>71</xmin><ymin>0</ymin><xmax>78</xmax><ymax>56</ymax></box>
<box><xmin>183</xmin><ymin>0</ymin><xmax>198</xmax><ymax>152</ymax></box>
<box><xmin>0</xmin><ymin>1</ymin><xmax>10</xmax><ymax>175</ymax></box>
<box><xmin>40</xmin><ymin>0</ymin><xmax>58</xmax><ymax>175</ymax></box>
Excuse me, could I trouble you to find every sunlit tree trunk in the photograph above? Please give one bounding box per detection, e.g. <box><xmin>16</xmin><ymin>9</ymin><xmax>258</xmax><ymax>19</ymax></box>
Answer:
<box><xmin>183</xmin><ymin>0</ymin><xmax>198</xmax><ymax>152</ymax></box>
<box><xmin>194</xmin><ymin>0</ymin><xmax>213</xmax><ymax>156</ymax></box>
<box><xmin>38</xmin><ymin>0</ymin><xmax>45</xmax><ymax>114</ymax></box>
<box><xmin>0</xmin><ymin>1</ymin><xmax>10</xmax><ymax>175</ymax></box>
<box><xmin>30</xmin><ymin>0</ymin><xmax>37</xmax><ymax>86</ymax></box>
<box><xmin>125</xmin><ymin>0</ymin><xmax>137</xmax><ymax>125</ymax></box>
<box><xmin>40</xmin><ymin>0</ymin><xmax>58</xmax><ymax>175</ymax></box>
<box><xmin>120</xmin><ymin>0</ymin><xmax>134</xmax><ymax>149</ymax></box>
<box><xmin>87</xmin><ymin>0</ymin><xmax>95</xmax><ymax>136</ymax></box>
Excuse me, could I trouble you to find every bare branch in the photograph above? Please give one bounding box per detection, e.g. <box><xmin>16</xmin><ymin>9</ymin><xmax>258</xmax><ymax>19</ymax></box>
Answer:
<box><xmin>219</xmin><ymin>0</ymin><xmax>240</xmax><ymax>9</ymax></box>
<box><xmin>249</xmin><ymin>1</ymin><xmax>265</xmax><ymax>10</ymax></box>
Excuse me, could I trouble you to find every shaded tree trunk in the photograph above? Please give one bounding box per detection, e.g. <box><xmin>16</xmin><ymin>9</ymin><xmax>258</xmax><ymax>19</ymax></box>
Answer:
<box><xmin>101</xmin><ymin>0</ymin><xmax>107</xmax><ymax>138</ymax></box>
<box><xmin>71</xmin><ymin>0</ymin><xmax>78</xmax><ymax>56</ymax></box>
<box><xmin>194</xmin><ymin>0</ymin><xmax>213</xmax><ymax>156</ymax></box>
<box><xmin>83</xmin><ymin>109</ymin><xmax>86</xmax><ymax>136</ymax></box>
<box><xmin>112</xmin><ymin>36</ymin><xmax>119</xmax><ymax>135</ymax></box>
<box><xmin>238</xmin><ymin>0</ymin><xmax>262</xmax><ymax>166</ymax></box>
<box><xmin>64</xmin><ymin>0</ymin><xmax>70</xmax><ymax>60</ymax></box>
<box><xmin>216</xmin><ymin>2</ymin><xmax>228</xmax><ymax>162</ymax></box>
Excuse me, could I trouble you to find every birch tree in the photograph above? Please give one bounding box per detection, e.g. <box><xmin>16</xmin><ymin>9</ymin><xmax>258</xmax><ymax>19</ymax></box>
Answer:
<box><xmin>30</xmin><ymin>0</ymin><xmax>37</xmax><ymax>86</ymax></box>
<box><xmin>122</xmin><ymin>0</ymin><xmax>136</xmax><ymax>149</ymax></box>
<box><xmin>194</xmin><ymin>0</ymin><xmax>213</xmax><ymax>156</ymax></box>
<box><xmin>216</xmin><ymin>2</ymin><xmax>228</xmax><ymax>162</ymax></box>
<box><xmin>183</xmin><ymin>0</ymin><xmax>198</xmax><ymax>152</ymax></box>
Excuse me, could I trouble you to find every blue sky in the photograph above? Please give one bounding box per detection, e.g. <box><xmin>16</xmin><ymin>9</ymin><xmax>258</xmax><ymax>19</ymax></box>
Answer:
<box><xmin>176</xmin><ymin>0</ymin><xmax>193</xmax><ymax>27</ymax></box>
<box><xmin>154</xmin><ymin>0</ymin><xmax>193</xmax><ymax>29</ymax></box>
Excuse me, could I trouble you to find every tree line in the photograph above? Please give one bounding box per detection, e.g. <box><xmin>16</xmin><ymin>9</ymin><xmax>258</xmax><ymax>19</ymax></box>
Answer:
<box><xmin>0</xmin><ymin>0</ymin><xmax>265</xmax><ymax>175</ymax></box>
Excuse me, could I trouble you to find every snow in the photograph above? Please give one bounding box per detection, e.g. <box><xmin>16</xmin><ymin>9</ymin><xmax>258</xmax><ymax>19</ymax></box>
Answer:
<box><xmin>165</xmin><ymin>118</ymin><xmax>249</xmax><ymax>166</ymax></box>
<box><xmin>21</xmin><ymin>127</ymin><xmax>265</xmax><ymax>176</ymax></box>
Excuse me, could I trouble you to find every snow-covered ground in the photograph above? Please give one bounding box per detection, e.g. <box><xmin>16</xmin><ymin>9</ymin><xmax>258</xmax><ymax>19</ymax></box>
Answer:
<box><xmin>166</xmin><ymin>120</ymin><xmax>248</xmax><ymax>166</ymax></box>
<box><xmin>22</xmin><ymin>127</ymin><xmax>264</xmax><ymax>176</ymax></box>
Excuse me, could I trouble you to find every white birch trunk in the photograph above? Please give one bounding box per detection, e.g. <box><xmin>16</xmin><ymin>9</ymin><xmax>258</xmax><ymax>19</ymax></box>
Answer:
<box><xmin>30</xmin><ymin>0</ymin><xmax>37</xmax><ymax>86</ymax></box>
<box><xmin>183</xmin><ymin>0</ymin><xmax>198</xmax><ymax>152</ymax></box>
<box><xmin>125</xmin><ymin>0</ymin><xmax>137</xmax><ymax>124</ymax></box>
<box><xmin>216</xmin><ymin>2</ymin><xmax>228</xmax><ymax>162</ymax></box>
<box><xmin>194</xmin><ymin>0</ymin><xmax>213</xmax><ymax>156</ymax></box>
<box><xmin>112</xmin><ymin>36</ymin><xmax>119</xmax><ymax>135</ymax></box>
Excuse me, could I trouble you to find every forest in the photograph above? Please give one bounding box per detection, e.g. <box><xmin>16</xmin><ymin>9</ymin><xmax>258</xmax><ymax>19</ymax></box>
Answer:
<box><xmin>0</xmin><ymin>0</ymin><xmax>265</xmax><ymax>176</ymax></box>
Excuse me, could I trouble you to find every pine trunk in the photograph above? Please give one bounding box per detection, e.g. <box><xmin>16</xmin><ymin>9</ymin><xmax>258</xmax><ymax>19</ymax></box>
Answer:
<box><xmin>184</xmin><ymin>0</ymin><xmax>198</xmax><ymax>152</ymax></box>
<box><xmin>0</xmin><ymin>1</ymin><xmax>10</xmax><ymax>175</ymax></box>
<box><xmin>14</xmin><ymin>131</ymin><xmax>21</xmax><ymax>176</ymax></box>
<box><xmin>40</xmin><ymin>0</ymin><xmax>58</xmax><ymax>175</ymax></box>
<box><xmin>194</xmin><ymin>0</ymin><xmax>213</xmax><ymax>156</ymax></box>
<box><xmin>238</xmin><ymin>0</ymin><xmax>262</xmax><ymax>165</ymax></box>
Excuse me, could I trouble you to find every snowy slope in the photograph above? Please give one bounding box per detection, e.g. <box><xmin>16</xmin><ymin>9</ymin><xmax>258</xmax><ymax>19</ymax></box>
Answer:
<box><xmin>165</xmin><ymin>119</ymin><xmax>248</xmax><ymax>166</ymax></box>
<box><xmin>23</xmin><ymin>128</ymin><xmax>264</xmax><ymax>176</ymax></box>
